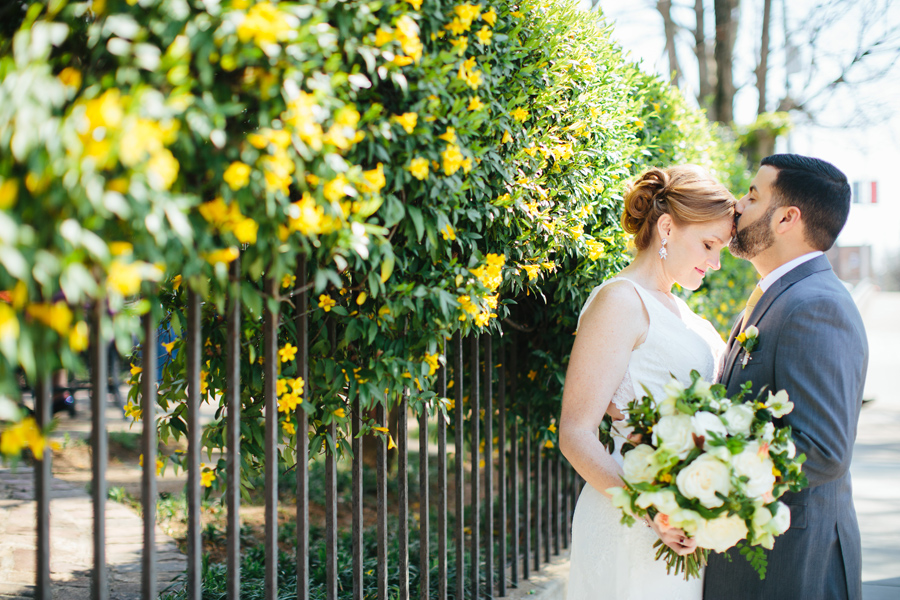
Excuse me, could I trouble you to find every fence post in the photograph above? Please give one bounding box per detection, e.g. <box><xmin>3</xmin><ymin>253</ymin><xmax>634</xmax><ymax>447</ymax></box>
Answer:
<box><xmin>497</xmin><ymin>341</ymin><xmax>507</xmax><ymax>597</ymax></box>
<box><xmin>263</xmin><ymin>276</ymin><xmax>279</xmax><ymax>600</ymax></box>
<box><xmin>352</xmin><ymin>395</ymin><xmax>364</xmax><ymax>600</ymax></box>
<box><xmin>418</xmin><ymin>383</ymin><xmax>430</xmax><ymax>599</ymax></box>
<box><xmin>295</xmin><ymin>256</ymin><xmax>309</xmax><ymax>600</ymax></box>
<box><xmin>484</xmin><ymin>336</ymin><xmax>494</xmax><ymax>596</ymax></box>
<box><xmin>225</xmin><ymin>256</ymin><xmax>242</xmax><ymax>600</ymax></box>
<box><xmin>141</xmin><ymin>311</ymin><xmax>158</xmax><ymax>600</ymax></box>
<box><xmin>34</xmin><ymin>373</ymin><xmax>51</xmax><ymax>600</ymax></box>
<box><xmin>510</xmin><ymin>339</ymin><xmax>519</xmax><ymax>587</ymax></box>
<box><xmin>186</xmin><ymin>290</ymin><xmax>202</xmax><ymax>600</ymax></box>
<box><xmin>90</xmin><ymin>300</ymin><xmax>109</xmax><ymax>600</ymax></box>
<box><xmin>470</xmin><ymin>333</ymin><xmax>480</xmax><ymax>598</ymax></box>
<box><xmin>454</xmin><ymin>333</ymin><xmax>465</xmax><ymax>600</ymax></box>
<box><xmin>437</xmin><ymin>338</ymin><xmax>448</xmax><ymax>600</ymax></box>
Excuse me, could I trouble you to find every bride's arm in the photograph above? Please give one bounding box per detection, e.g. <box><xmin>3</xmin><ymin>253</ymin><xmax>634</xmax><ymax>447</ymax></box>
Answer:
<box><xmin>558</xmin><ymin>281</ymin><xmax>647</xmax><ymax>498</ymax></box>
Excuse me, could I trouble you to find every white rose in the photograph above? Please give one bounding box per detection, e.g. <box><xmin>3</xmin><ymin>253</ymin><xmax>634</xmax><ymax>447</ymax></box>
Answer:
<box><xmin>622</xmin><ymin>444</ymin><xmax>662</xmax><ymax>484</ymax></box>
<box><xmin>732</xmin><ymin>441</ymin><xmax>776</xmax><ymax>498</ymax></box>
<box><xmin>653</xmin><ymin>414</ymin><xmax>696</xmax><ymax>459</ymax></box>
<box><xmin>721</xmin><ymin>404</ymin><xmax>755</xmax><ymax>436</ymax></box>
<box><xmin>664</xmin><ymin>378</ymin><xmax>686</xmax><ymax>399</ymax></box>
<box><xmin>765</xmin><ymin>389</ymin><xmax>794</xmax><ymax>418</ymax></box>
<box><xmin>765</xmin><ymin>501</ymin><xmax>791</xmax><ymax>536</ymax></box>
<box><xmin>760</xmin><ymin>422</ymin><xmax>775</xmax><ymax>443</ymax></box>
<box><xmin>693</xmin><ymin>513</ymin><xmax>749</xmax><ymax>553</ymax></box>
<box><xmin>692</xmin><ymin>411</ymin><xmax>728</xmax><ymax>440</ymax></box>
<box><xmin>693</xmin><ymin>378</ymin><xmax>713</xmax><ymax>400</ymax></box>
<box><xmin>745</xmin><ymin>325</ymin><xmax>759</xmax><ymax>339</ymax></box>
<box><xmin>658</xmin><ymin>395</ymin><xmax>678</xmax><ymax>416</ymax></box>
<box><xmin>668</xmin><ymin>508</ymin><xmax>703</xmax><ymax>535</ymax></box>
<box><xmin>635</xmin><ymin>489</ymin><xmax>680</xmax><ymax>515</ymax></box>
<box><xmin>608</xmin><ymin>486</ymin><xmax>636</xmax><ymax>518</ymax></box>
<box><xmin>676</xmin><ymin>453</ymin><xmax>732</xmax><ymax>508</ymax></box>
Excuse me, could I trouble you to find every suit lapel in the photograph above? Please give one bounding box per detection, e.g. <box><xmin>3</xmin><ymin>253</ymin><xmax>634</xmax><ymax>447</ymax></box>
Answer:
<box><xmin>720</xmin><ymin>254</ymin><xmax>833</xmax><ymax>387</ymax></box>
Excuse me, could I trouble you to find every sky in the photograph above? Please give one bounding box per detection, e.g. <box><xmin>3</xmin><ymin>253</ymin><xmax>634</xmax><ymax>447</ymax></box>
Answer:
<box><xmin>581</xmin><ymin>0</ymin><xmax>900</xmax><ymax>276</ymax></box>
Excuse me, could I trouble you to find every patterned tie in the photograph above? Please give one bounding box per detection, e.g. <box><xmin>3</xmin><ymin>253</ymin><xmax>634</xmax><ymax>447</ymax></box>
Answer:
<box><xmin>741</xmin><ymin>284</ymin><xmax>764</xmax><ymax>331</ymax></box>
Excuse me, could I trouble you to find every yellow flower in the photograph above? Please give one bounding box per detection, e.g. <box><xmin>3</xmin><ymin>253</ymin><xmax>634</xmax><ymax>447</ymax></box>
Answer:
<box><xmin>63</xmin><ymin>319</ymin><xmax>88</xmax><ymax>352</ymax></box>
<box><xmin>548</xmin><ymin>423</ymin><xmax>557</xmax><ymax>433</ymax></box>
<box><xmin>395</xmin><ymin>15</ymin><xmax>423</xmax><ymax>62</ymax></box>
<box><xmin>278</xmin><ymin>393</ymin><xmax>302</xmax><ymax>413</ymax></box>
<box><xmin>237</xmin><ymin>2</ymin><xmax>293</xmax><ymax>47</ymax></box>
<box><xmin>424</xmin><ymin>353</ymin><xmax>441</xmax><ymax>376</ymax></box>
<box><xmin>123</xmin><ymin>400</ymin><xmax>142</xmax><ymax>421</ymax></box>
<box><xmin>482</xmin><ymin>7</ymin><xmax>498</xmax><ymax>26</ymax></box>
<box><xmin>0</xmin><ymin>303</ymin><xmax>20</xmax><ymax>343</ymax></box>
<box><xmin>58</xmin><ymin>67</ymin><xmax>82</xmax><ymax>89</ymax></box>
<box><xmin>323</xmin><ymin>174</ymin><xmax>349</xmax><ymax>202</ymax></box>
<box><xmin>527</xmin><ymin>369</ymin><xmax>538</xmax><ymax>381</ymax></box>
<box><xmin>501</xmin><ymin>130</ymin><xmax>512</xmax><ymax>144</ymax></box>
<box><xmin>510</xmin><ymin>107</ymin><xmax>529</xmax><ymax>122</ymax></box>
<box><xmin>454</xmin><ymin>3</ymin><xmax>482</xmax><ymax>26</ymax></box>
<box><xmin>450</xmin><ymin>36</ymin><xmax>468</xmax><ymax>56</ymax></box>
<box><xmin>392</xmin><ymin>55</ymin><xmax>415</xmax><ymax>66</ymax></box>
<box><xmin>282</xmin><ymin>420</ymin><xmax>296</xmax><ymax>435</ymax></box>
<box><xmin>200</xmin><ymin>468</ymin><xmax>216</xmax><ymax>488</ymax></box>
<box><xmin>405</xmin><ymin>0</ymin><xmax>423</xmax><ymax>9</ymax></box>
<box><xmin>444</xmin><ymin>18</ymin><xmax>469</xmax><ymax>36</ymax></box>
<box><xmin>458</xmin><ymin>65</ymin><xmax>482</xmax><ymax>89</ymax></box>
<box><xmin>130</xmin><ymin>365</ymin><xmax>142</xmax><ymax>377</ymax></box>
<box><xmin>0</xmin><ymin>178</ymin><xmax>18</xmax><ymax>210</ymax></box>
<box><xmin>161</xmin><ymin>340</ymin><xmax>176</xmax><ymax>354</ymax></box>
<box><xmin>388</xmin><ymin>435</ymin><xmax>397</xmax><ymax>450</ymax></box>
<box><xmin>461</xmin><ymin>158</ymin><xmax>473</xmax><ymax>173</ymax></box>
<box><xmin>200</xmin><ymin>370</ymin><xmax>209</xmax><ymax>396</ymax></box>
<box><xmin>232</xmin><ymin>218</ymin><xmax>259</xmax><ymax>244</ymax></box>
<box><xmin>282</xmin><ymin>274</ymin><xmax>296</xmax><ymax>289</ymax></box>
<box><xmin>146</xmin><ymin>149</ymin><xmax>179</xmax><ymax>191</ymax></box>
<box><xmin>224</xmin><ymin>162</ymin><xmax>252</xmax><ymax>190</ymax></box>
<box><xmin>475</xmin><ymin>26</ymin><xmax>492</xmax><ymax>45</ymax></box>
<box><xmin>205</xmin><ymin>247</ymin><xmax>240</xmax><ymax>265</ymax></box>
<box><xmin>288</xmin><ymin>193</ymin><xmax>325</xmax><ymax>236</ymax></box>
<box><xmin>393</xmin><ymin>112</ymin><xmax>418</xmax><ymax>134</ymax></box>
<box><xmin>260</xmin><ymin>152</ymin><xmax>295</xmax><ymax>196</ymax></box>
<box><xmin>0</xmin><ymin>417</ymin><xmax>45</xmax><ymax>460</ymax></box>
<box><xmin>362</xmin><ymin>163</ymin><xmax>386</xmax><ymax>193</ymax></box>
<box><xmin>441</xmin><ymin>224</ymin><xmax>456</xmax><ymax>241</ymax></box>
<box><xmin>544</xmin><ymin>440</ymin><xmax>554</xmax><ymax>449</ymax></box>
<box><xmin>318</xmin><ymin>294</ymin><xmax>337</xmax><ymax>312</ymax></box>
<box><xmin>290</xmin><ymin>377</ymin><xmax>305</xmax><ymax>395</ymax></box>
<box><xmin>438</xmin><ymin>127</ymin><xmax>457</xmax><ymax>143</ymax></box>
<box><xmin>333</xmin><ymin>408</ymin><xmax>346</xmax><ymax>419</ymax></box>
<box><xmin>442</xmin><ymin>145</ymin><xmax>464</xmax><ymax>175</ymax></box>
<box><xmin>736</xmin><ymin>332</ymin><xmax>747</xmax><ymax>344</ymax></box>
<box><xmin>26</xmin><ymin>302</ymin><xmax>73</xmax><ymax>336</ymax></box>
<box><xmin>467</xmin><ymin>96</ymin><xmax>484</xmax><ymax>111</ymax></box>
<box><xmin>521</xmin><ymin>264</ymin><xmax>541</xmax><ymax>281</ymax></box>
<box><xmin>372</xmin><ymin>426</ymin><xmax>389</xmax><ymax>434</ymax></box>
<box><xmin>356</xmin><ymin>292</ymin><xmax>367</xmax><ymax>305</ymax></box>
<box><xmin>83</xmin><ymin>89</ymin><xmax>124</xmax><ymax>131</ymax></box>
<box><xmin>374</xmin><ymin>27</ymin><xmax>394</xmax><ymax>47</ymax></box>
<box><xmin>511</xmin><ymin>10</ymin><xmax>524</xmax><ymax>18</ymax></box>
<box><xmin>278</xmin><ymin>343</ymin><xmax>298</xmax><ymax>363</ymax></box>
<box><xmin>457</xmin><ymin>295</ymin><xmax>479</xmax><ymax>320</ymax></box>
<box><xmin>407</xmin><ymin>157</ymin><xmax>429</xmax><ymax>180</ymax></box>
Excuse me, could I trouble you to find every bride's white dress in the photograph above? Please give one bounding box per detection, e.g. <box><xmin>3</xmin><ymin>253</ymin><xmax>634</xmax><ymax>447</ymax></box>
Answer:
<box><xmin>566</xmin><ymin>277</ymin><xmax>725</xmax><ymax>600</ymax></box>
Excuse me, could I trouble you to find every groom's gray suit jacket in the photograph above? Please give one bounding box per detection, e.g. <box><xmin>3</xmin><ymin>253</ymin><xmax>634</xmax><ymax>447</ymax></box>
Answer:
<box><xmin>703</xmin><ymin>254</ymin><xmax>868</xmax><ymax>600</ymax></box>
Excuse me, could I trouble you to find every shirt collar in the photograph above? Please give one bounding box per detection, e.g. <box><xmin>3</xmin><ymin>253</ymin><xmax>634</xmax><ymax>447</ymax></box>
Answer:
<box><xmin>759</xmin><ymin>251</ymin><xmax>824</xmax><ymax>292</ymax></box>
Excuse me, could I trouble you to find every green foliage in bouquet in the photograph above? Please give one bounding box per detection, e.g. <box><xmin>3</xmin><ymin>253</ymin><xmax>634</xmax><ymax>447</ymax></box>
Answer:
<box><xmin>607</xmin><ymin>371</ymin><xmax>808</xmax><ymax>580</ymax></box>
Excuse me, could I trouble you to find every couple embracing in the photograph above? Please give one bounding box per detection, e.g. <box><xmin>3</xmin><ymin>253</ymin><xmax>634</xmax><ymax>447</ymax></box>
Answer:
<box><xmin>559</xmin><ymin>154</ymin><xmax>869</xmax><ymax>600</ymax></box>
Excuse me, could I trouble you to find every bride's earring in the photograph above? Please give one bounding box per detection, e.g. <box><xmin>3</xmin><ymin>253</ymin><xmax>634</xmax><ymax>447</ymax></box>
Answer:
<box><xmin>658</xmin><ymin>238</ymin><xmax>668</xmax><ymax>260</ymax></box>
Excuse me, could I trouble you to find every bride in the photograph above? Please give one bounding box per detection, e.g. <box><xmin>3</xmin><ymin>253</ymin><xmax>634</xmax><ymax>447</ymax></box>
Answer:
<box><xmin>559</xmin><ymin>165</ymin><xmax>736</xmax><ymax>599</ymax></box>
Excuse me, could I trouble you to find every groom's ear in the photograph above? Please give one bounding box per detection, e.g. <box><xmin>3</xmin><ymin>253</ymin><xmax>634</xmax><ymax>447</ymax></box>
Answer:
<box><xmin>774</xmin><ymin>205</ymin><xmax>803</xmax><ymax>234</ymax></box>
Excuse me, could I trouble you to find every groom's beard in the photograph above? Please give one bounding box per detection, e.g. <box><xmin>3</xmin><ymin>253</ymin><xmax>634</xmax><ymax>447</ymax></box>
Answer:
<box><xmin>729</xmin><ymin>204</ymin><xmax>777</xmax><ymax>259</ymax></box>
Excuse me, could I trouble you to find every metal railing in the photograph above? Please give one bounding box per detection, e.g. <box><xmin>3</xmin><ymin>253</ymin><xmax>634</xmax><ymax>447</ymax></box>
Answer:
<box><xmin>30</xmin><ymin>254</ymin><xmax>583</xmax><ymax>599</ymax></box>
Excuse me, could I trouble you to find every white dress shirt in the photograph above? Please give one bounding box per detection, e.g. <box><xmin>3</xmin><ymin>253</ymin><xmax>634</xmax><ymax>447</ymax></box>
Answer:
<box><xmin>758</xmin><ymin>251</ymin><xmax>824</xmax><ymax>292</ymax></box>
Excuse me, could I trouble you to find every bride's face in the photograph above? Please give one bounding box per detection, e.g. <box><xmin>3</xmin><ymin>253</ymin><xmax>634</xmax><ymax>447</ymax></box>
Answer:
<box><xmin>663</xmin><ymin>216</ymin><xmax>734</xmax><ymax>291</ymax></box>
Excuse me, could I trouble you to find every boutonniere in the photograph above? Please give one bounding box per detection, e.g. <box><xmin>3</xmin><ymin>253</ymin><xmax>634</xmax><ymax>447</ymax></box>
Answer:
<box><xmin>735</xmin><ymin>325</ymin><xmax>759</xmax><ymax>368</ymax></box>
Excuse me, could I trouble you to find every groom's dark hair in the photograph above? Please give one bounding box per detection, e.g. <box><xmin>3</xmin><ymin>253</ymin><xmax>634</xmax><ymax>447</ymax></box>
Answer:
<box><xmin>761</xmin><ymin>154</ymin><xmax>851</xmax><ymax>251</ymax></box>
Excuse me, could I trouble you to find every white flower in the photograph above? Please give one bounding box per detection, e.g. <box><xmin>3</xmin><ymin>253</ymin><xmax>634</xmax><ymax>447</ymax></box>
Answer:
<box><xmin>653</xmin><ymin>414</ymin><xmax>696</xmax><ymax>459</ymax></box>
<box><xmin>732</xmin><ymin>441</ymin><xmax>776</xmax><ymax>498</ymax></box>
<box><xmin>705</xmin><ymin>445</ymin><xmax>732</xmax><ymax>463</ymax></box>
<box><xmin>773</xmin><ymin>439</ymin><xmax>797</xmax><ymax>459</ymax></box>
<box><xmin>766</xmin><ymin>501</ymin><xmax>791</xmax><ymax>536</ymax></box>
<box><xmin>692</xmin><ymin>378</ymin><xmax>713</xmax><ymax>400</ymax></box>
<box><xmin>760</xmin><ymin>422</ymin><xmax>775</xmax><ymax>443</ymax></box>
<box><xmin>622</xmin><ymin>444</ymin><xmax>662</xmax><ymax>484</ymax></box>
<box><xmin>692</xmin><ymin>411</ymin><xmax>728</xmax><ymax>440</ymax></box>
<box><xmin>765</xmin><ymin>389</ymin><xmax>793</xmax><ymax>418</ymax></box>
<box><xmin>607</xmin><ymin>486</ymin><xmax>636</xmax><ymax>517</ymax></box>
<box><xmin>745</xmin><ymin>325</ymin><xmax>759</xmax><ymax>339</ymax></box>
<box><xmin>664</xmin><ymin>378</ymin><xmax>686</xmax><ymax>399</ymax></box>
<box><xmin>694</xmin><ymin>513</ymin><xmax>749</xmax><ymax>552</ymax></box>
<box><xmin>721</xmin><ymin>404</ymin><xmax>755</xmax><ymax>436</ymax></box>
<box><xmin>676</xmin><ymin>453</ymin><xmax>732</xmax><ymax>508</ymax></box>
<box><xmin>668</xmin><ymin>508</ymin><xmax>703</xmax><ymax>535</ymax></box>
<box><xmin>635</xmin><ymin>489</ymin><xmax>680</xmax><ymax>515</ymax></box>
<box><xmin>658</xmin><ymin>395</ymin><xmax>679</xmax><ymax>417</ymax></box>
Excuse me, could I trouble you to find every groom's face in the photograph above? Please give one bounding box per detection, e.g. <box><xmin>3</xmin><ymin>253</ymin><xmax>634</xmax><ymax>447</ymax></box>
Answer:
<box><xmin>729</xmin><ymin>166</ymin><xmax>779</xmax><ymax>260</ymax></box>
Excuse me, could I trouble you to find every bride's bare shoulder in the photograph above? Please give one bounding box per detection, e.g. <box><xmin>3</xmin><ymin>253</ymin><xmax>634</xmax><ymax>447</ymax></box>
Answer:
<box><xmin>580</xmin><ymin>279</ymin><xmax>647</xmax><ymax>330</ymax></box>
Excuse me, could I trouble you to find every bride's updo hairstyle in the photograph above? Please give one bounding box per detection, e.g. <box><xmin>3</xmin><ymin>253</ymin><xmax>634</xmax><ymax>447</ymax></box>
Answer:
<box><xmin>622</xmin><ymin>165</ymin><xmax>736</xmax><ymax>251</ymax></box>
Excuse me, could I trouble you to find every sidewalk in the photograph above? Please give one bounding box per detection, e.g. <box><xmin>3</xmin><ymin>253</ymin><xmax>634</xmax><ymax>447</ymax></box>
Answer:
<box><xmin>854</xmin><ymin>291</ymin><xmax>900</xmax><ymax>599</ymax></box>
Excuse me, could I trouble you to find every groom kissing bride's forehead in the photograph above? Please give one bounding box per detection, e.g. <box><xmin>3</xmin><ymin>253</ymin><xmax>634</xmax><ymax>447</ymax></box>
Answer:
<box><xmin>705</xmin><ymin>154</ymin><xmax>869</xmax><ymax>600</ymax></box>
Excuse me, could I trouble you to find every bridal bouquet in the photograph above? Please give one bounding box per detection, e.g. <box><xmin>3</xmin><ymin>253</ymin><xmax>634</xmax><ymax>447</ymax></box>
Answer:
<box><xmin>606</xmin><ymin>371</ymin><xmax>808</xmax><ymax>580</ymax></box>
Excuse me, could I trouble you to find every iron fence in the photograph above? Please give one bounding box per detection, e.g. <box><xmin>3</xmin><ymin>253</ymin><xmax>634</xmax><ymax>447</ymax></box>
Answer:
<box><xmin>29</xmin><ymin>254</ymin><xmax>584</xmax><ymax>599</ymax></box>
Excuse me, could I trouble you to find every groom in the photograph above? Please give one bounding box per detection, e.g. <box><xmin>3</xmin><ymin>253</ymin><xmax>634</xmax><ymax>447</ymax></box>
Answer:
<box><xmin>704</xmin><ymin>154</ymin><xmax>869</xmax><ymax>600</ymax></box>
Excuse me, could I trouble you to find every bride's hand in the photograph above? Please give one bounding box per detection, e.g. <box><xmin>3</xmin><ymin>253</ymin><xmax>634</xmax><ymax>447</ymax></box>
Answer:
<box><xmin>645</xmin><ymin>518</ymin><xmax>697</xmax><ymax>556</ymax></box>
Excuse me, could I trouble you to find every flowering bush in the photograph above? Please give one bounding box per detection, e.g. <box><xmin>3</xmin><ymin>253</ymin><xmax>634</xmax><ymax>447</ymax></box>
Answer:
<box><xmin>0</xmin><ymin>0</ymin><xmax>748</xmax><ymax>474</ymax></box>
<box><xmin>608</xmin><ymin>371</ymin><xmax>808</xmax><ymax>580</ymax></box>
